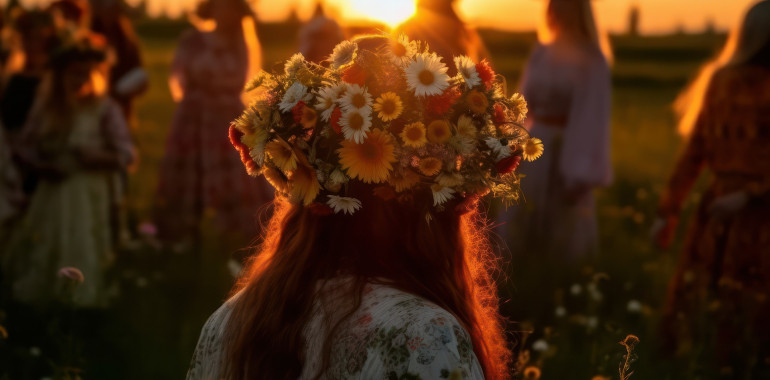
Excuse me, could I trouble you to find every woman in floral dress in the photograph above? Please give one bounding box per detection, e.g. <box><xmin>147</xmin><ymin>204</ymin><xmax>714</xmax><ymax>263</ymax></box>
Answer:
<box><xmin>153</xmin><ymin>0</ymin><xmax>272</xmax><ymax>248</ymax></box>
<box><xmin>186</xmin><ymin>34</ymin><xmax>542</xmax><ymax>379</ymax></box>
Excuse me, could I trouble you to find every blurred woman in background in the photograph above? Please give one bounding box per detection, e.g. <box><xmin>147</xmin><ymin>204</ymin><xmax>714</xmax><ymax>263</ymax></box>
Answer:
<box><xmin>499</xmin><ymin>0</ymin><xmax>612</xmax><ymax>260</ymax></box>
<box><xmin>3</xmin><ymin>36</ymin><xmax>134</xmax><ymax>308</ymax></box>
<box><xmin>396</xmin><ymin>0</ymin><xmax>488</xmax><ymax>66</ymax></box>
<box><xmin>154</xmin><ymin>0</ymin><xmax>272</xmax><ymax>251</ymax></box>
<box><xmin>298</xmin><ymin>0</ymin><xmax>344</xmax><ymax>64</ymax></box>
<box><xmin>653</xmin><ymin>1</ymin><xmax>770</xmax><ymax>376</ymax></box>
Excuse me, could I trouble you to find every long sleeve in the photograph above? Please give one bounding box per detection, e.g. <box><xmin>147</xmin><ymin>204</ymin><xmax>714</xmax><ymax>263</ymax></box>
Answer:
<box><xmin>559</xmin><ymin>51</ymin><xmax>613</xmax><ymax>190</ymax></box>
<box><xmin>658</xmin><ymin>100</ymin><xmax>711</xmax><ymax>217</ymax></box>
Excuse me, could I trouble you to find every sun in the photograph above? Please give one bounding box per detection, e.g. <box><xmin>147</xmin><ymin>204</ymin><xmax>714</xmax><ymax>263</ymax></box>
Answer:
<box><xmin>347</xmin><ymin>0</ymin><xmax>417</xmax><ymax>28</ymax></box>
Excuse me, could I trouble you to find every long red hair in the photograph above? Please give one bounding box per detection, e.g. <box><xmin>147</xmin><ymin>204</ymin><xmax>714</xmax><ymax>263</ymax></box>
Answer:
<box><xmin>222</xmin><ymin>181</ymin><xmax>511</xmax><ymax>378</ymax></box>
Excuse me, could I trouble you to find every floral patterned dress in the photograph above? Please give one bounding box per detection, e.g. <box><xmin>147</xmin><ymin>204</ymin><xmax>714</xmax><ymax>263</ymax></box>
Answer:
<box><xmin>658</xmin><ymin>66</ymin><xmax>770</xmax><ymax>371</ymax></box>
<box><xmin>153</xmin><ymin>29</ymin><xmax>272</xmax><ymax>245</ymax></box>
<box><xmin>187</xmin><ymin>280</ymin><xmax>485</xmax><ymax>379</ymax></box>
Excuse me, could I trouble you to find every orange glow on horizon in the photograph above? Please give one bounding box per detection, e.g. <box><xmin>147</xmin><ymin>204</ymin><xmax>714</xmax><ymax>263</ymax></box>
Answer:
<box><xmin>346</xmin><ymin>0</ymin><xmax>416</xmax><ymax>28</ymax></box>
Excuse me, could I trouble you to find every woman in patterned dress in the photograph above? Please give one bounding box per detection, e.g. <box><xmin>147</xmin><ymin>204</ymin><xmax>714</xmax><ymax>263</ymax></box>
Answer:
<box><xmin>652</xmin><ymin>1</ymin><xmax>770</xmax><ymax>377</ymax></box>
<box><xmin>153</xmin><ymin>0</ymin><xmax>272</xmax><ymax>249</ymax></box>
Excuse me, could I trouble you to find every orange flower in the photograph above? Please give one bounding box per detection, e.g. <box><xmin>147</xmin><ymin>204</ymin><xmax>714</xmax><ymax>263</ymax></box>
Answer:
<box><xmin>400</xmin><ymin>122</ymin><xmax>427</xmax><ymax>148</ymax></box>
<box><xmin>419</xmin><ymin>157</ymin><xmax>443</xmax><ymax>176</ymax></box>
<box><xmin>466</xmin><ymin>90</ymin><xmax>489</xmax><ymax>114</ymax></box>
<box><xmin>289</xmin><ymin>160</ymin><xmax>321</xmax><ymax>205</ymax></box>
<box><xmin>337</xmin><ymin>129</ymin><xmax>396</xmax><ymax>183</ymax></box>
<box><xmin>426</xmin><ymin>120</ymin><xmax>451</xmax><ymax>143</ymax></box>
<box><xmin>389</xmin><ymin>169</ymin><xmax>420</xmax><ymax>192</ymax></box>
<box><xmin>263</xmin><ymin>166</ymin><xmax>288</xmax><ymax>193</ymax></box>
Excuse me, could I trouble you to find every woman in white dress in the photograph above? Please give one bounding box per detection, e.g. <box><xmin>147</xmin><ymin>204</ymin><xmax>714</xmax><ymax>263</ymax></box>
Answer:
<box><xmin>185</xmin><ymin>33</ymin><xmax>543</xmax><ymax>379</ymax></box>
<box><xmin>497</xmin><ymin>0</ymin><xmax>613</xmax><ymax>261</ymax></box>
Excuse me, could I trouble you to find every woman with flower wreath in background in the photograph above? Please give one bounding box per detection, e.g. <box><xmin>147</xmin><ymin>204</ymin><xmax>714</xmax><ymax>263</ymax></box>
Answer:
<box><xmin>153</xmin><ymin>0</ymin><xmax>272</xmax><ymax>252</ymax></box>
<box><xmin>186</xmin><ymin>34</ymin><xmax>540</xmax><ymax>379</ymax></box>
<box><xmin>651</xmin><ymin>1</ymin><xmax>770</xmax><ymax>377</ymax></box>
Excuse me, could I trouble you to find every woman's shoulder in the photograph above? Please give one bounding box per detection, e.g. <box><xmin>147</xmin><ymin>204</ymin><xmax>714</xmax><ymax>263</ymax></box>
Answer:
<box><xmin>186</xmin><ymin>293</ymin><xmax>241</xmax><ymax>380</ymax></box>
<box><xmin>331</xmin><ymin>283</ymin><xmax>482</xmax><ymax>379</ymax></box>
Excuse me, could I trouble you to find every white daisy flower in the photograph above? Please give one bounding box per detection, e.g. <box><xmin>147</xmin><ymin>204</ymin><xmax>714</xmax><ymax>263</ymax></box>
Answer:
<box><xmin>284</xmin><ymin>53</ymin><xmax>306</xmax><ymax>77</ymax></box>
<box><xmin>339</xmin><ymin>108</ymin><xmax>372</xmax><ymax>144</ymax></box>
<box><xmin>405</xmin><ymin>53</ymin><xmax>450</xmax><ymax>97</ymax></box>
<box><xmin>431</xmin><ymin>184</ymin><xmax>455</xmax><ymax>206</ymax></box>
<box><xmin>314</xmin><ymin>86</ymin><xmax>337</xmax><ymax>121</ymax></box>
<box><xmin>279</xmin><ymin>82</ymin><xmax>310</xmax><ymax>112</ymax></box>
<box><xmin>388</xmin><ymin>34</ymin><xmax>418</xmax><ymax>66</ymax></box>
<box><xmin>454</xmin><ymin>55</ymin><xmax>481</xmax><ymax>89</ymax></box>
<box><xmin>329</xmin><ymin>169</ymin><xmax>349</xmax><ymax>184</ymax></box>
<box><xmin>327</xmin><ymin>195</ymin><xmax>362</xmax><ymax>215</ymax></box>
<box><xmin>339</xmin><ymin>84</ymin><xmax>372</xmax><ymax>114</ymax></box>
<box><xmin>485</xmin><ymin>137</ymin><xmax>513</xmax><ymax>160</ymax></box>
<box><xmin>330</xmin><ymin>40</ymin><xmax>358</xmax><ymax>70</ymax></box>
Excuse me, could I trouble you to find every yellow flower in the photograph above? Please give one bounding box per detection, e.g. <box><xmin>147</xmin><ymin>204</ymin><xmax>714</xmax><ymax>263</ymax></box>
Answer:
<box><xmin>262</xmin><ymin>166</ymin><xmax>288</xmax><ymax>193</ymax></box>
<box><xmin>523</xmin><ymin>366</ymin><xmax>542</xmax><ymax>380</ymax></box>
<box><xmin>419</xmin><ymin>157</ymin><xmax>443</xmax><ymax>176</ymax></box>
<box><xmin>265</xmin><ymin>140</ymin><xmax>298</xmax><ymax>173</ymax></box>
<box><xmin>373</xmin><ymin>92</ymin><xmax>403</xmax><ymax>122</ymax></box>
<box><xmin>400</xmin><ymin>122</ymin><xmax>427</xmax><ymax>148</ymax></box>
<box><xmin>389</xmin><ymin>170</ymin><xmax>420</xmax><ymax>192</ymax></box>
<box><xmin>337</xmin><ymin>129</ymin><xmax>396</xmax><ymax>184</ymax></box>
<box><xmin>523</xmin><ymin>137</ymin><xmax>544</xmax><ymax>162</ymax></box>
<box><xmin>426</xmin><ymin>120</ymin><xmax>452</xmax><ymax>143</ymax></box>
<box><xmin>456</xmin><ymin>114</ymin><xmax>477</xmax><ymax>138</ymax></box>
<box><xmin>289</xmin><ymin>160</ymin><xmax>321</xmax><ymax>206</ymax></box>
<box><xmin>466</xmin><ymin>89</ymin><xmax>489</xmax><ymax>114</ymax></box>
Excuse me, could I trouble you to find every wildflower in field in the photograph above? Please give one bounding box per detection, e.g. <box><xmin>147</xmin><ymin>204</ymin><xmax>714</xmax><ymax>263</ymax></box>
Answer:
<box><xmin>523</xmin><ymin>137</ymin><xmax>544</xmax><ymax>162</ymax></box>
<box><xmin>337</xmin><ymin>129</ymin><xmax>396</xmax><ymax>183</ymax></box>
<box><xmin>326</xmin><ymin>195</ymin><xmax>362</xmax><ymax>215</ymax></box>
<box><xmin>406</xmin><ymin>53</ymin><xmax>450</xmax><ymax>97</ymax></box>
<box><xmin>373</xmin><ymin>92</ymin><xmax>403</xmax><ymax>121</ymax></box>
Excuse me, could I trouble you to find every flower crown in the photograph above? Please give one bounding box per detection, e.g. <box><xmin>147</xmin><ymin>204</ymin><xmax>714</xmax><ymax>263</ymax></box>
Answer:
<box><xmin>229</xmin><ymin>35</ymin><xmax>543</xmax><ymax>215</ymax></box>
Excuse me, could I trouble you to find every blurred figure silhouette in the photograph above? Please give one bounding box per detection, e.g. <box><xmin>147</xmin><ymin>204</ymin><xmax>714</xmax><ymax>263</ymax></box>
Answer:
<box><xmin>298</xmin><ymin>0</ymin><xmax>344</xmax><ymax>64</ymax></box>
<box><xmin>89</xmin><ymin>0</ymin><xmax>147</xmax><ymax>122</ymax></box>
<box><xmin>395</xmin><ymin>0</ymin><xmax>488</xmax><ymax>65</ymax></box>
<box><xmin>154</xmin><ymin>0</ymin><xmax>271</xmax><ymax>251</ymax></box>
<box><xmin>499</xmin><ymin>0</ymin><xmax>613</xmax><ymax>260</ymax></box>
<box><xmin>652</xmin><ymin>1</ymin><xmax>770</xmax><ymax>376</ymax></box>
<box><xmin>2</xmin><ymin>36</ymin><xmax>134</xmax><ymax>308</ymax></box>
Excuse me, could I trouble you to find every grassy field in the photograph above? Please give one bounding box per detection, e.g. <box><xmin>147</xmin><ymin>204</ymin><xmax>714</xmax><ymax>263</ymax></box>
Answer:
<box><xmin>4</xmin><ymin>20</ymin><xmax>730</xmax><ymax>379</ymax></box>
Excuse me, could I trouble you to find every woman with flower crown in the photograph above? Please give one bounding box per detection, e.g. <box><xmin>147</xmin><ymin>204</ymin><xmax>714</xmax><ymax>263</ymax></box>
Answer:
<box><xmin>497</xmin><ymin>0</ymin><xmax>613</xmax><ymax>261</ymax></box>
<box><xmin>2</xmin><ymin>36</ymin><xmax>134</xmax><ymax>308</ymax></box>
<box><xmin>186</xmin><ymin>34</ymin><xmax>539</xmax><ymax>379</ymax></box>
<box><xmin>651</xmin><ymin>1</ymin><xmax>770</xmax><ymax>376</ymax></box>
<box><xmin>153</xmin><ymin>0</ymin><xmax>272</xmax><ymax>250</ymax></box>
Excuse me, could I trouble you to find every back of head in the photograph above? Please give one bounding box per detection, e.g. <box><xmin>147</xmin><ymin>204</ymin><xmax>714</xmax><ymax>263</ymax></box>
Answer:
<box><xmin>676</xmin><ymin>0</ymin><xmax>770</xmax><ymax>136</ymax></box>
<box><xmin>539</xmin><ymin>0</ymin><xmax>613</xmax><ymax>64</ymax></box>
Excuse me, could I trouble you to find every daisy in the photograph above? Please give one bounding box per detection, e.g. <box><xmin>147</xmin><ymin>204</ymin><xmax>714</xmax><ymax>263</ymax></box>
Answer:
<box><xmin>326</xmin><ymin>195</ymin><xmax>362</xmax><ymax>215</ymax></box>
<box><xmin>466</xmin><ymin>89</ymin><xmax>489</xmax><ymax>115</ymax></box>
<box><xmin>419</xmin><ymin>157</ymin><xmax>443</xmax><ymax>176</ymax></box>
<box><xmin>523</xmin><ymin>137</ymin><xmax>544</xmax><ymax>162</ymax></box>
<box><xmin>456</xmin><ymin>114</ymin><xmax>477</xmax><ymax>138</ymax></box>
<box><xmin>426</xmin><ymin>120</ymin><xmax>452</xmax><ymax>143</ymax></box>
<box><xmin>265</xmin><ymin>139</ymin><xmax>298</xmax><ymax>173</ymax></box>
<box><xmin>373</xmin><ymin>92</ymin><xmax>403</xmax><ymax>121</ymax></box>
<box><xmin>279</xmin><ymin>82</ymin><xmax>310</xmax><ymax>112</ymax></box>
<box><xmin>431</xmin><ymin>184</ymin><xmax>456</xmax><ymax>206</ymax></box>
<box><xmin>284</xmin><ymin>53</ymin><xmax>306</xmax><ymax>77</ymax></box>
<box><xmin>388</xmin><ymin>35</ymin><xmax>417</xmax><ymax>66</ymax></box>
<box><xmin>485</xmin><ymin>137</ymin><xmax>513</xmax><ymax>160</ymax></box>
<box><xmin>339</xmin><ymin>108</ymin><xmax>373</xmax><ymax>144</ymax></box>
<box><xmin>337</xmin><ymin>129</ymin><xmax>396</xmax><ymax>183</ymax></box>
<box><xmin>289</xmin><ymin>161</ymin><xmax>321</xmax><ymax>206</ymax></box>
<box><xmin>339</xmin><ymin>84</ymin><xmax>372</xmax><ymax>113</ymax></box>
<box><xmin>454</xmin><ymin>55</ymin><xmax>481</xmax><ymax>89</ymax></box>
<box><xmin>405</xmin><ymin>53</ymin><xmax>450</xmax><ymax>97</ymax></box>
<box><xmin>330</xmin><ymin>40</ymin><xmax>358</xmax><ymax>69</ymax></box>
<box><xmin>314</xmin><ymin>86</ymin><xmax>338</xmax><ymax>121</ymax></box>
<box><xmin>389</xmin><ymin>170</ymin><xmax>420</xmax><ymax>192</ymax></box>
<box><xmin>400</xmin><ymin>122</ymin><xmax>427</xmax><ymax>148</ymax></box>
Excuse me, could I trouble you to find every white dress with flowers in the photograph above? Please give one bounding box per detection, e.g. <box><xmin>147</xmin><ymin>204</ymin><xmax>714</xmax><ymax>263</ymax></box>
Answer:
<box><xmin>187</xmin><ymin>280</ymin><xmax>485</xmax><ymax>379</ymax></box>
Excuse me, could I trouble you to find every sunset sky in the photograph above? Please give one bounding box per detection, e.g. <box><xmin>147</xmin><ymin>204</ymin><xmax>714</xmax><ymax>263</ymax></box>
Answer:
<box><xmin>7</xmin><ymin>0</ymin><xmax>760</xmax><ymax>35</ymax></box>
